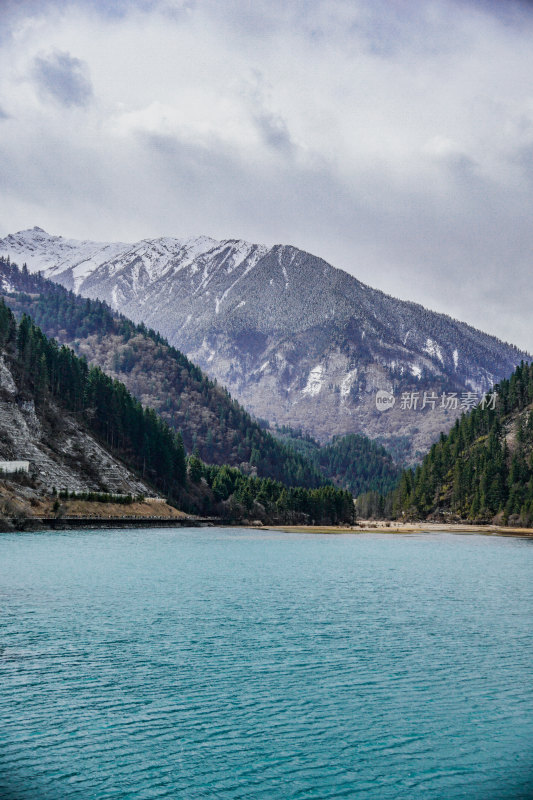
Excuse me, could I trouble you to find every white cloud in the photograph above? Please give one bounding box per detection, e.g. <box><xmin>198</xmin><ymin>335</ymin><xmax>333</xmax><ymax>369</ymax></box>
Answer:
<box><xmin>0</xmin><ymin>0</ymin><xmax>532</xmax><ymax>350</ymax></box>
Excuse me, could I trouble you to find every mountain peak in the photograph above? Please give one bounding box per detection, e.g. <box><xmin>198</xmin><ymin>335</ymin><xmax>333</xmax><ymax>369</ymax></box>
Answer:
<box><xmin>1</xmin><ymin>227</ymin><xmax>530</xmax><ymax>464</ymax></box>
<box><xmin>13</xmin><ymin>226</ymin><xmax>52</xmax><ymax>237</ymax></box>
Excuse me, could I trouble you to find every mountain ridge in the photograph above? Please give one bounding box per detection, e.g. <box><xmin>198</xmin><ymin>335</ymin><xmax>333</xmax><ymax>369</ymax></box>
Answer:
<box><xmin>2</xmin><ymin>227</ymin><xmax>524</xmax><ymax>354</ymax></box>
<box><xmin>2</xmin><ymin>227</ymin><xmax>529</xmax><ymax>462</ymax></box>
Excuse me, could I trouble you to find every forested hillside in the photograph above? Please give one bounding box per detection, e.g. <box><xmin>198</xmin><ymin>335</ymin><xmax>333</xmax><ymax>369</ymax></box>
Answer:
<box><xmin>187</xmin><ymin>455</ymin><xmax>354</xmax><ymax>524</ymax></box>
<box><xmin>0</xmin><ymin>299</ymin><xmax>354</xmax><ymax>525</ymax></box>
<box><xmin>273</xmin><ymin>426</ymin><xmax>401</xmax><ymax>496</ymax></box>
<box><xmin>377</xmin><ymin>362</ymin><xmax>533</xmax><ymax>526</ymax></box>
<box><xmin>0</xmin><ymin>257</ymin><xmax>324</xmax><ymax>489</ymax></box>
<box><xmin>319</xmin><ymin>434</ymin><xmax>401</xmax><ymax>496</ymax></box>
<box><xmin>0</xmin><ymin>299</ymin><xmax>188</xmax><ymax>504</ymax></box>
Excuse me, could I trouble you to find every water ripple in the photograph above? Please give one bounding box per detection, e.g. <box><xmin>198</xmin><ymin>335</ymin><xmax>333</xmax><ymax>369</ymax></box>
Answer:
<box><xmin>0</xmin><ymin>528</ymin><xmax>532</xmax><ymax>800</ymax></box>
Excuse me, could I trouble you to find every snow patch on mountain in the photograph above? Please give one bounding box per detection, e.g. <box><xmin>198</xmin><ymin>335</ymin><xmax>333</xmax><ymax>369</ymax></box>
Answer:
<box><xmin>0</xmin><ymin>276</ymin><xmax>15</xmax><ymax>293</ymax></box>
<box><xmin>302</xmin><ymin>365</ymin><xmax>325</xmax><ymax>396</ymax></box>
<box><xmin>423</xmin><ymin>338</ymin><xmax>444</xmax><ymax>364</ymax></box>
<box><xmin>340</xmin><ymin>369</ymin><xmax>358</xmax><ymax>399</ymax></box>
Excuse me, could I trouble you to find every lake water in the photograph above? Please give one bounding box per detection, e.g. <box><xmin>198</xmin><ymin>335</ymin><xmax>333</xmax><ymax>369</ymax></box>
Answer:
<box><xmin>0</xmin><ymin>527</ymin><xmax>532</xmax><ymax>799</ymax></box>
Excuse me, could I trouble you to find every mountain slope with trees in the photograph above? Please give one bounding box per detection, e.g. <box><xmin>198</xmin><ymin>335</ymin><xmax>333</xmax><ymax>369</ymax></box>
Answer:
<box><xmin>273</xmin><ymin>426</ymin><xmax>401</xmax><ymax>496</ymax></box>
<box><xmin>0</xmin><ymin>299</ymin><xmax>188</xmax><ymax>505</ymax></box>
<box><xmin>1</xmin><ymin>257</ymin><xmax>403</xmax><ymax>497</ymax></box>
<box><xmin>0</xmin><ymin>298</ymin><xmax>354</xmax><ymax>525</ymax></box>
<box><xmin>0</xmin><ymin>256</ymin><xmax>325</xmax><ymax>489</ymax></box>
<box><xmin>384</xmin><ymin>362</ymin><xmax>533</xmax><ymax>526</ymax></box>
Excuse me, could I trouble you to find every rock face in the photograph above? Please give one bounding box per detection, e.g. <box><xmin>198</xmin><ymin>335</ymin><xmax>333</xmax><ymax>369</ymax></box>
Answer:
<box><xmin>0</xmin><ymin>353</ymin><xmax>151</xmax><ymax>495</ymax></box>
<box><xmin>2</xmin><ymin>227</ymin><xmax>530</xmax><ymax>462</ymax></box>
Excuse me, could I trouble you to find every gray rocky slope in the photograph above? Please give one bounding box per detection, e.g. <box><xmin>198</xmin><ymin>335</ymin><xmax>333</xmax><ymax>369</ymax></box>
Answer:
<box><xmin>0</xmin><ymin>352</ymin><xmax>151</xmax><ymax>496</ymax></box>
<box><xmin>1</xmin><ymin>227</ymin><xmax>529</xmax><ymax>462</ymax></box>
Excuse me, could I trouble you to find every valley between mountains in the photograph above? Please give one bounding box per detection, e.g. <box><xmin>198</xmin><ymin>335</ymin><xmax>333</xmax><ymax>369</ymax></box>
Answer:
<box><xmin>1</xmin><ymin>228</ymin><xmax>532</xmax><ymax>530</ymax></box>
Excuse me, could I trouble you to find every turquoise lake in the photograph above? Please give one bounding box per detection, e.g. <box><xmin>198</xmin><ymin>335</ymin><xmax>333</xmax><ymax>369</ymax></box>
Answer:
<box><xmin>0</xmin><ymin>527</ymin><xmax>532</xmax><ymax>799</ymax></box>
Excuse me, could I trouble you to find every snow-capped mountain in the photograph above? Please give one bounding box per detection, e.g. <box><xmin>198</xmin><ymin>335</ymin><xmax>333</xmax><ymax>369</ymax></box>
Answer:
<box><xmin>2</xmin><ymin>227</ymin><xmax>529</xmax><ymax>461</ymax></box>
<box><xmin>1</xmin><ymin>227</ymin><xmax>129</xmax><ymax>288</ymax></box>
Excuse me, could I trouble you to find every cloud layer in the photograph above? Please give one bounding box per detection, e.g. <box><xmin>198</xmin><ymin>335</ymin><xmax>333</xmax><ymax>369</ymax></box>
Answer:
<box><xmin>32</xmin><ymin>50</ymin><xmax>93</xmax><ymax>107</ymax></box>
<box><xmin>0</xmin><ymin>0</ymin><xmax>532</xmax><ymax>350</ymax></box>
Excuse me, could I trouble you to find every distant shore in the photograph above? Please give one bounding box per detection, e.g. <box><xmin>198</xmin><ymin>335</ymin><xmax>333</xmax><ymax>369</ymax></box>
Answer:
<box><xmin>3</xmin><ymin>511</ymin><xmax>533</xmax><ymax>537</ymax></box>
<box><xmin>0</xmin><ymin>497</ymin><xmax>222</xmax><ymax>532</ymax></box>
<box><xmin>252</xmin><ymin>522</ymin><xmax>533</xmax><ymax>538</ymax></box>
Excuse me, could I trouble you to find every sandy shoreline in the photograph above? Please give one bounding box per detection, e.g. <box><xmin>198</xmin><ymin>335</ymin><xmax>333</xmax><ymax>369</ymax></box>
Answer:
<box><xmin>251</xmin><ymin>522</ymin><xmax>533</xmax><ymax>538</ymax></box>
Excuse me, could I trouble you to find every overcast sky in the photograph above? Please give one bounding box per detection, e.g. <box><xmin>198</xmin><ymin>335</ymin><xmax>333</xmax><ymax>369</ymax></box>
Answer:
<box><xmin>0</xmin><ymin>0</ymin><xmax>532</xmax><ymax>350</ymax></box>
